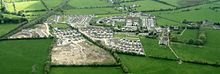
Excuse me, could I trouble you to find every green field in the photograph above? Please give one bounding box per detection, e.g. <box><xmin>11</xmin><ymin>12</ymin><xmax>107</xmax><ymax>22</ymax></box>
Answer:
<box><xmin>0</xmin><ymin>24</ymin><xmax>18</xmax><ymax>36</ymax></box>
<box><xmin>121</xmin><ymin>0</ymin><xmax>174</xmax><ymax>11</ymax></box>
<box><xmin>158</xmin><ymin>0</ymin><xmax>216</xmax><ymax>7</ymax></box>
<box><xmin>153</xmin><ymin>9</ymin><xmax>220</xmax><ymax>22</ymax></box>
<box><xmin>114</xmin><ymin>33</ymin><xmax>139</xmax><ymax>40</ymax></box>
<box><xmin>156</xmin><ymin>17</ymin><xmax>185</xmax><ymax>26</ymax></box>
<box><xmin>150</xmin><ymin>1</ymin><xmax>220</xmax><ymax>23</ymax></box>
<box><xmin>68</xmin><ymin>0</ymin><xmax>112</xmax><ymax>8</ymax></box>
<box><xmin>64</xmin><ymin>8</ymin><xmax>120</xmax><ymax>15</ymax></box>
<box><xmin>51</xmin><ymin>23</ymin><xmax>69</xmax><ymax>28</ymax></box>
<box><xmin>5</xmin><ymin>1</ymin><xmax>46</xmax><ymax>12</ymax></box>
<box><xmin>141</xmin><ymin>29</ymin><xmax>220</xmax><ymax>64</ymax></box>
<box><xmin>140</xmin><ymin>37</ymin><xmax>176</xmax><ymax>59</ymax></box>
<box><xmin>50</xmin><ymin>67</ymin><xmax>123</xmax><ymax>74</ymax></box>
<box><xmin>0</xmin><ymin>39</ymin><xmax>52</xmax><ymax>74</ymax></box>
<box><xmin>43</xmin><ymin>0</ymin><xmax>63</xmax><ymax>8</ymax></box>
<box><xmin>180</xmin><ymin>29</ymin><xmax>198</xmax><ymax>41</ymax></box>
<box><xmin>119</xmin><ymin>54</ymin><xmax>220</xmax><ymax>74</ymax></box>
<box><xmin>172</xmin><ymin>29</ymin><xmax>220</xmax><ymax>64</ymax></box>
<box><xmin>159</xmin><ymin>0</ymin><xmax>181</xmax><ymax>6</ymax></box>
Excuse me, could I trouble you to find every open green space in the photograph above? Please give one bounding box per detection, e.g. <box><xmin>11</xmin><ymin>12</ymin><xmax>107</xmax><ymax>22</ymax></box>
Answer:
<box><xmin>43</xmin><ymin>0</ymin><xmax>63</xmax><ymax>8</ymax></box>
<box><xmin>156</xmin><ymin>17</ymin><xmax>185</xmax><ymax>26</ymax></box>
<box><xmin>172</xmin><ymin>29</ymin><xmax>220</xmax><ymax>64</ymax></box>
<box><xmin>49</xmin><ymin>67</ymin><xmax>123</xmax><ymax>74</ymax></box>
<box><xmin>51</xmin><ymin>23</ymin><xmax>69</xmax><ymax>28</ymax></box>
<box><xmin>119</xmin><ymin>54</ymin><xmax>220</xmax><ymax>74</ymax></box>
<box><xmin>0</xmin><ymin>39</ymin><xmax>52</xmax><ymax>74</ymax></box>
<box><xmin>171</xmin><ymin>29</ymin><xmax>198</xmax><ymax>42</ymax></box>
<box><xmin>159</xmin><ymin>0</ymin><xmax>181</xmax><ymax>6</ymax></box>
<box><xmin>179</xmin><ymin>29</ymin><xmax>198</xmax><ymax>41</ymax></box>
<box><xmin>121</xmin><ymin>0</ymin><xmax>174</xmax><ymax>11</ymax></box>
<box><xmin>5</xmin><ymin>1</ymin><xmax>46</xmax><ymax>12</ymax></box>
<box><xmin>0</xmin><ymin>24</ymin><xmax>18</xmax><ymax>36</ymax></box>
<box><xmin>153</xmin><ymin>9</ymin><xmax>220</xmax><ymax>22</ymax></box>
<box><xmin>141</xmin><ymin>29</ymin><xmax>220</xmax><ymax>64</ymax></box>
<box><xmin>68</xmin><ymin>0</ymin><xmax>112</xmax><ymax>8</ymax></box>
<box><xmin>140</xmin><ymin>36</ymin><xmax>176</xmax><ymax>59</ymax></box>
<box><xmin>64</xmin><ymin>8</ymin><xmax>120</xmax><ymax>15</ymax></box>
<box><xmin>158</xmin><ymin>0</ymin><xmax>216</xmax><ymax>7</ymax></box>
<box><xmin>150</xmin><ymin>1</ymin><xmax>220</xmax><ymax>23</ymax></box>
<box><xmin>114</xmin><ymin>33</ymin><xmax>139</xmax><ymax>40</ymax></box>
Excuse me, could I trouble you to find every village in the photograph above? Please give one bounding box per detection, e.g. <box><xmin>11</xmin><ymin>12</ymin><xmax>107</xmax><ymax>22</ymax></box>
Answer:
<box><xmin>40</xmin><ymin>12</ymin><xmax>174</xmax><ymax>65</ymax></box>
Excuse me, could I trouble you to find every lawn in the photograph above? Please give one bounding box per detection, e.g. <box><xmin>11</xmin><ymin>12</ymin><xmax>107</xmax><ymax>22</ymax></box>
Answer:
<box><xmin>121</xmin><ymin>0</ymin><xmax>174</xmax><ymax>11</ymax></box>
<box><xmin>0</xmin><ymin>24</ymin><xmax>18</xmax><ymax>36</ymax></box>
<box><xmin>49</xmin><ymin>67</ymin><xmax>123</xmax><ymax>74</ymax></box>
<box><xmin>51</xmin><ymin>23</ymin><xmax>69</xmax><ymax>28</ymax></box>
<box><xmin>114</xmin><ymin>32</ymin><xmax>139</xmax><ymax>40</ymax></box>
<box><xmin>0</xmin><ymin>39</ymin><xmax>53</xmax><ymax>74</ymax></box>
<box><xmin>119</xmin><ymin>54</ymin><xmax>220</xmax><ymax>74</ymax></box>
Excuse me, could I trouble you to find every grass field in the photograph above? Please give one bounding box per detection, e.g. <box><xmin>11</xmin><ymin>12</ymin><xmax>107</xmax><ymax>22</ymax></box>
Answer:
<box><xmin>64</xmin><ymin>8</ymin><xmax>120</xmax><ymax>15</ymax></box>
<box><xmin>43</xmin><ymin>0</ymin><xmax>63</xmax><ymax>8</ymax></box>
<box><xmin>156</xmin><ymin>17</ymin><xmax>185</xmax><ymax>26</ymax></box>
<box><xmin>119</xmin><ymin>54</ymin><xmax>220</xmax><ymax>74</ymax></box>
<box><xmin>121</xmin><ymin>0</ymin><xmax>174</xmax><ymax>11</ymax></box>
<box><xmin>51</xmin><ymin>23</ymin><xmax>69</xmax><ymax>28</ymax></box>
<box><xmin>141</xmin><ymin>29</ymin><xmax>220</xmax><ymax>64</ymax></box>
<box><xmin>159</xmin><ymin>0</ymin><xmax>181</xmax><ymax>6</ymax></box>
<box><xmin>0</xmin><ymin>24</ymin><xmax>18</xmax><ymax>36</ymax></box>
<box><xmin>179</xmin><ymin>29</ymin><xmax>198</xmax><ymax>41</ymax></box>
<box><xmin>172</xmin><ymin>29</ymin><xmax>220</xmax><ymax>64</ymax></box>
<box><xmin>0</xmin><ymin>39</ymin><xmax>52</xmax><ymax>74</ymax></box>
<box><xmin>114</xmin><ymin>32</ymin><xmax>139</xmax><ymax>40</ymax></box>
<box><xmin>68</xmin><ymin>0</ymin><xmax>112</xmax><ymax>8</ymax></box>
<box><xmin>139</xmin><ymin>37</ymin><xmax>176</xmax><ymax>59</ymax></box>
<box><xmin>150</xmin><ymin>1</ymin><xmax>220</xmax><ymax>23</ymax></box>
<box><xmin>158</xmin><ymin>0</ymin><xmax>215</xmax><ymax>7</ymax></box>
<box><xmin>49</xmin><ymin>67</ymin><xmax>123</xmax><ymax>74</ymax></box>
<box><xmin>5</xmin><ymin>1</ymin><xmax>46</xmax><ymax>12</ymax></box>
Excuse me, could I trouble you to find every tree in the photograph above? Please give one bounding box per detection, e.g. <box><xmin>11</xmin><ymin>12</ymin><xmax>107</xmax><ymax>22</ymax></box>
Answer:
<box><xmin>194</xmin><ymin>39</ymin><xmax>204</xmax><ymax>45</ymax></box>
<box><xmin>187</xmin><ymin>39</ymin><xmax>194</xmax><ymax>44</ymax></box>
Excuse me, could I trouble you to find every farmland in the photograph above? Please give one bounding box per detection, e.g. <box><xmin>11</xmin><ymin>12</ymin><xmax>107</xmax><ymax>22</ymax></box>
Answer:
<box><xmin>0</xmin><ymin>39</ymin><xmax>52</xmax><ymax>74</ymax></box>
<box><xmin>140</xmin><ymin>37</ymin><xmax>176</xmax><ymax>59</ymax></box>
<box><xmin>68</xmin><ymin>0</ymin><xmax>112</xmax><ymax>8</ymax></box>
<box><xmin>64</xmin><ymin>8</ymin><xmax>120</xmax><ymax>15</ymax></box>
<box><xmin>172</xmin><ymin>29</ymin><xmax>220</xmax><ymax>64</ymax></box>
<box><xmin>50</xmin><ymin>67</ymin><xmax>123</xmax><ymax>74</ymax></box>
<box><xmin>119</xmin><ymin>54</ymin><xmax>220</xmax><ymax>74</ymax></box>
<box><xmin>121</xmin><ymin>0</ymin><xmax>175</xmax><ymax>11</ymax></box>
<box><xmin>0</xmin><ymin>24</ymin><xmax>18</xmax><ymax>36</ymax></box>
<box><xmin>5</xmin><ymin>1</ymin><xmax>46</xmax><ymax>12</ymax></box>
